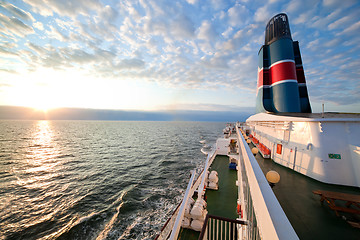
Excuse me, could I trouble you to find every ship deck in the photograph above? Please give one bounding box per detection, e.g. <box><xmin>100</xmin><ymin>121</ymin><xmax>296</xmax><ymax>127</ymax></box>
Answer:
<box><xmin>178</xmin><ymin>155</ymin><xmax>238</xmax><ymax>239</ymax></box>
<box><xmin>251</xmin><ymin>143</ymin><xmax>360</xmax><ymax>240</ymax></box>
<box><xmin>206</xmin><ymin>155</ymin><xmax>238</xmax><ymax>219</ymax></box>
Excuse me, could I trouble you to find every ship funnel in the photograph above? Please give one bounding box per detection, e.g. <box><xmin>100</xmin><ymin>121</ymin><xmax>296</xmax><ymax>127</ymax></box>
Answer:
<box><xmin>256</xmin><ymin>13</ymin><xmax>311</xmax><ymax>113</ymax></box>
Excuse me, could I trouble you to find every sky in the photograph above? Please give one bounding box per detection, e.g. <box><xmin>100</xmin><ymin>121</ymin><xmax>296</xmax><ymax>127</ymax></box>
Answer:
<box><xmin>0</xmin><ymin>0</ymin><xmax>359</xmax><ymax>114</ymax></box>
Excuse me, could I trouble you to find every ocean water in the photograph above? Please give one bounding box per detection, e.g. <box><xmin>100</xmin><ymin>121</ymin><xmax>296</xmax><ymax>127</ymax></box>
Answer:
<box><xmin>0</xmin><ymin>120</ymin><xmax>225</xmax><ymax>240</ymax></box>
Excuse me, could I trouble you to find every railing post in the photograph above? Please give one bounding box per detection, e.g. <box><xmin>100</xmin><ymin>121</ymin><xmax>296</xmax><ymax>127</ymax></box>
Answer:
<box><xmin>199</xmin><ymin>215</ymin><xmax>248</xmax><ymax>240</ymax></box>
<box><xmin>198</xmin><ymin>214</ymin><xmax>210</xmax><ymax>240</ymax></box>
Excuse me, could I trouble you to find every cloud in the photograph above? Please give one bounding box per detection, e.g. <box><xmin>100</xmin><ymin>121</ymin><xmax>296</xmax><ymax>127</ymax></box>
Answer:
<box><xmin>292</xmin><ymin>10</ymin><xmax>315</xmax><ymax>25</ymax></box>
<box><xmin>322</xmin><ymin>0</ymin><xmax>357</xmax><ymax>9</ymax></box>
<box><xmin>21</xmin><ymin>40</ymin><xmax>145</xmax><ymax>74</ymax></box>
<box><xmin>25</xmin><ymin>42</ymin><xmax>46</xmax><ymax>55</ymax></box>
<box><xmin>220</xmin><ymin>29</ymin><xmax>245</xmax><ymax>51</ymax></box>
<box><xmin>197</xmin><ymin>20</ymin><xmax>218</xmax><ymax>41</ymax></box>
<box><xmin>0</xmin><ymin>0</ymin><xmax>359</xmax><ymax>112</ymax></box>
<box><xmin>33</xmin><ymin>21</ymin><xmax>44</xmax><ymax>31</ymax></box>
<box><xmin>328</xmin><ymin>15</ymin><xmax>352</xmax><ymax>30</ymax></box>
<box><xmin>210</xmin><ymin>0</ymin><xmax>230</xmax><ymax>11</ymax></box>
<box><xmin>45</xmin><ymin>25</ymin><xmax>69</xmax><ymax>41</ymax></box>
<box><xmin>143</xmin><ymin>16</ymin><xmax>168</xmax><ymax>38</ymax></box>
<box><xmin>186</xmin><ymin>0</ymin><xmax>197</xmax><ymax>4</ymax></box>
<box><xmin>285</xmin><ymin>0</ymin><xmax>321</xmax><ymax>15</ymax></box>
<box><xmin>201</xmin><ymin>52</ymin><xmax>229</xmax><ymax>69</ymax></box>
<box><xmin>340</xmin><ymin>21</ymin><xmax>360</xmax><ymax>35</ymax></box>
<box><xmin>0</xmin><ymin>68</ymin><xmax>17</xmax><ymax>74</ymax></box>
<box><xmin>115</xmin><ymin>58</ymin><xmax>145</xmax><ymax>70</ymax></box>
<box><xmin>0</xmin><ymin>82</ymin><xmax>12</xmax><ymax>87</ymax></box>
<box><xmin>222</xmin><ymin>26</ymin><xmax>233</xmax><ymax>39</ymax></box>
<box><xmin>227</xmin><ymin>3</ymin><xmax>250</xmax><ymax>27</ymax></box>
<box><xmin>170</xmin><ymin>15</ymin><xmax>195</xmax><ymax>39</ymax></box>
<box><xmin>0</xmin><ymin>13</ymin><xmax>34</xmax><ymax>37</ymax></box>
<box><xmin>23</xmin><ymin>0</ymin><xmax>102</xmax><ymax>17</ymax></box>
<box><xmin>306</xmin><ymin>39</ymin><xmax>320</xmax><ymax>51</ymax></box>
<box><xmin>0</xmin><ymin>41</ymin><xmax>18</xmax><ymax>56</ymax></box>
<box><xmin>0</xmin><ymin>1</ymin><xmax>34</xmax><ymax>21</ymax></box>
<box><xmin>254</xmin><ymin>6</ymin><xmax>271</xmax><ymax>23</ymax></box>
<box><xmin>99</xmin><ymin>5</ymin><xmax>118</xmax><ymax>23</ymax></box>
<box><xmin>323</xmin><ymin>38</ymin><xmax>341</xmax><ymax>48</ymax></box>
<box><xmin>309</xmin><ymin>8</ymin><xmax>342</xmax><ymax>29</ymax></box>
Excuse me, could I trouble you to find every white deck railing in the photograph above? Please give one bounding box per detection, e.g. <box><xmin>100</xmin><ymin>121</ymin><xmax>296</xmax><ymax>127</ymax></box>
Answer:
<box><xmin>156</xmin><ymin>150</ymin><xmax>217</xmax><ymax>240</ymax></box>
<box><xmin>236</xmin><ymin>125</ymin><xmax>299</xmax><ymax>240</ymax></box>
<box><xmin>169</xmin><ymin>170</ymin><xmax>196</xmax><ymax>240</ymax></box>
<box><xmin>197</xmin><ymin>149</ymin><xmax>216</xmax><ymax>199</ymax></box>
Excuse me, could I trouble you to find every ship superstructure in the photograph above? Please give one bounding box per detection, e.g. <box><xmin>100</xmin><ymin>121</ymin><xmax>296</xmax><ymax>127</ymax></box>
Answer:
<box><xmin>252</xmin><ymin>13</ymin><xmax>360</xmax><ymax>188</ymax></box>
<box><xmin>246</xmin><ymin>112</ymin><xmax>360</xmax><ymax>187</ymax></box>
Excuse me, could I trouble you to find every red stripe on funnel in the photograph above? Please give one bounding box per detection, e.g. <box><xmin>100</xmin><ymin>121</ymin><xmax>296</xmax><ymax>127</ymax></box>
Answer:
<box><xmin>270</xmin><ymin>61</ymin><xmax>297</xmax><ymax>85</ymax></box>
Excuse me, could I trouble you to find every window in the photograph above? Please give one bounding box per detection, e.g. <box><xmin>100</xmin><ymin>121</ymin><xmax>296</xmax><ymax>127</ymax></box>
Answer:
<box><xmin>276</xmin><ymin>144</ymin><xmax>282</xmax><ymax>155</ymax></box>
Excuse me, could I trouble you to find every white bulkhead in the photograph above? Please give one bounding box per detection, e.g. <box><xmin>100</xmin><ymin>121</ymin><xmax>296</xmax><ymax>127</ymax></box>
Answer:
<box><xmin>216</xmin><ymin>138</ymin><xmax>230</xmax><ymax>155</ymax></box>
<box><xmin>246</xmin><ymin>113</ymin><xmax>360</xmax><ymax>187</ymax></box>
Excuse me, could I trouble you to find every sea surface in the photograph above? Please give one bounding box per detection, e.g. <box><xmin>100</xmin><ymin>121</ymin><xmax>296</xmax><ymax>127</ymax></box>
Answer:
<box><xmin>0</xmin><ymin>120</ymin><xmax>225</xmax><ymax>240</ymax></box>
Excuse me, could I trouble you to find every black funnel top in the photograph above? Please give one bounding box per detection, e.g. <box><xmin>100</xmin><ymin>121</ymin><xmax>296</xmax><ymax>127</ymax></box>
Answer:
<box><xmin>265</xmin><ymin>13</ymin><xmax>292</xmax><ymax>45</ymax></box>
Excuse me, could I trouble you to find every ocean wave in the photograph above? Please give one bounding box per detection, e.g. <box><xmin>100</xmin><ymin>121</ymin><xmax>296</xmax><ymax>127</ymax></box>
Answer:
<box><xmin>95</xmin><ymin>187</ymin><xmax>132</xmax><ymax>240</ymax></box>
<box><xmin>56</xmin><ymin>154</ymin><xmax>76</xmax><ymax>159</ymax></box>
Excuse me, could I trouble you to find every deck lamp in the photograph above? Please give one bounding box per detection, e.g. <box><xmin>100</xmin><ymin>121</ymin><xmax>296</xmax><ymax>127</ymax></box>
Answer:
<box><xmin>251</xmin><ymin>147</ymin><xmax>258</xmax><ymax>155</ymax></box>
<box><xmin>266</xmin><ymin>170</ymin><xmax>280</xmax><ymax>188</ymax></box>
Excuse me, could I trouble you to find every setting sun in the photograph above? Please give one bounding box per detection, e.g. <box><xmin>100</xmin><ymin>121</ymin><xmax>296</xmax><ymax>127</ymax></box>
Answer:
<box><xmin>32</xmin><ymin>103</ymin><xmax>54</xmax><ymax>113</ymax></box>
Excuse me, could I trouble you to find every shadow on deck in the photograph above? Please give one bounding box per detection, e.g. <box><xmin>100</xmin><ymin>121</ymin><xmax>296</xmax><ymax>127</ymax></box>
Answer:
<box><xmin>251</xmin><ymin>143</ymin><xmax>360</xmax><ymax>240</ymax></box>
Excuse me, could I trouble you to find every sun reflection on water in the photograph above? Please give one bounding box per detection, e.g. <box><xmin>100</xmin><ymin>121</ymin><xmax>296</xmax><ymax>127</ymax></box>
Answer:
<box><xmin>30</xmin><ymin>121</ymin><xmax>56</xmax><ymax>158</ymax></box>
<box><xmin>33</xmin><ymin>120</ymin><xmax>53</xmax><ymax>150</ymax></box>
<box><xmin>20</xmin><ymin>121</ymin><xmax>60</xmax><ymax>185</ymax></box>
<box><xmin>3</xmin><ymin>120</ymin><xmax>68</xmax><ymax>238</ymax></box>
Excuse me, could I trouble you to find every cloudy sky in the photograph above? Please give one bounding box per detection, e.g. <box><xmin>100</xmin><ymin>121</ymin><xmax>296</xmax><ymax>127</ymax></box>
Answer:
<box><xmin>0</xmin><ymin>0</ymin><xmax>359</xmax><ymax>113</ymax></box>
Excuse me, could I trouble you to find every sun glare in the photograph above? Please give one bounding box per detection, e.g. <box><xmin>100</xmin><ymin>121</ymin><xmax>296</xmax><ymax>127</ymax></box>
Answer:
<box><xmin>4</xmin><ymin>67</ymin><xmax>164</xmax><ymax>111</ymax></box>
<box><xmin>33</xmin><ymin>104</ymin><xmax>53</xmax><ymax>113</ymax></box>
<box><xmin>29</xmin><ymin>92</ymin><xmax>58</xmax><ymax>112</ymax></box>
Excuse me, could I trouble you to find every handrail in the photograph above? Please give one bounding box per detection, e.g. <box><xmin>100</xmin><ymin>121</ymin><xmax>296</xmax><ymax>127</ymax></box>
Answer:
<box><xmin>156</xmin><ymin>150</ymin><xmax>218</xmax><ymax>239</ymax></box>
<box><xmin>169</xmin><ymin>170</ymin><xmax>196</xmax><ymax>240</ymax></box>
<box><xmin>155</xmin><ymin>169</ymin><xmax>203</xmax><ymax>240</ymax></box>
<box><xmin>198</xmin><ymin>149</ymin><xmax>216</xmax><ymax>199</ymax></box>
<box><xmin>236</xmin><ymin>126</ymin><xmax>299</xmax><ymax>240</ymax></box>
